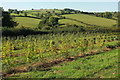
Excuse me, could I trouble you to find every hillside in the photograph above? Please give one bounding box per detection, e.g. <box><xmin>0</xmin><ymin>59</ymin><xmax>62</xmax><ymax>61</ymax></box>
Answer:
<box><xmin>14</xmin><ymin>17</ymin><xmax>41</xmax><ymax>28</ymax></box>
<box><xmin>62</xmin><ymin>14</ymin><xmax>116</xmax><ymax>27</ymax></box>
<box><xmin>6</xmin><ymin>48</ymin><xmax>119</xmax><ymax>78</ymax></box>
<box><xmin>59</xmin><ymin>19</ymin><xmax>86</xmax><ymax>27</ymax></box>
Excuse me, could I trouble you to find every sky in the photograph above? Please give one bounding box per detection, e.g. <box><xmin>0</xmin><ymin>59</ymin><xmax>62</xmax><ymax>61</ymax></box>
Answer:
<box><xmin>0</xmin><ymin>0</ymin><xmax>119</xmax><ymax>12</ymax></box>
<box><xmin>0</xmin><ymin>0</ymin><xmax>119</xmax><ymax>2</ymax></box>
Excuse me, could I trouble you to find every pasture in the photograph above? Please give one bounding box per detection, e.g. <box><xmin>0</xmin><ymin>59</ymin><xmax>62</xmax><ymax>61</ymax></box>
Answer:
<box><xmin>59</xmin><ymin>19</ymin><xmax>86</xmax><ymax>27</ymax></box>
<box><xmin>13</xmin><ymin>17</ymin><xmax>41</xmax><ymax>28</ymax></box>
<box><xmin>62</xmin><ymin>14</ymin><xmax>116</xmax><ymax>27</ymax></box>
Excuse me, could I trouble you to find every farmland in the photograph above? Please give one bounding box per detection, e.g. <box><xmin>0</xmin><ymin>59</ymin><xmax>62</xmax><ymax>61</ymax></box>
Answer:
<box><xmin>13</xmin><ymin>49</ymin><xmax>119</xmax><ymax>78</ymax></box>
<box><xmin>2</xmin><ymin>31</ymin><xmax>120</xmax><ymax>78</ymax></box>
<box><xmin>1</xmin><ymin>8</ymin><xmax>119</xmax><ymax>78</ymax></box>
<box><xmin>59</xmin><ymin>19</ymin><xmax>86</xmax><ymax>27</ymax></box>
<box><xmin>13</xmin><ymin>17</ymin><xmax>41</xmax><ymax>28</ymax></box>
<box><xmin>62</xmin><ymin>14</ymin><xmax>116</xmax><ymax>27</ymax></box>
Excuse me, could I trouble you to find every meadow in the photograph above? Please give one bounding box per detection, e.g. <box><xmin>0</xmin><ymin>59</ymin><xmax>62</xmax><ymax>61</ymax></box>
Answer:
<box><xmin>1</xmin><ymin>8</ymin><xmax>119</xmax><ymax>78</ymax></box>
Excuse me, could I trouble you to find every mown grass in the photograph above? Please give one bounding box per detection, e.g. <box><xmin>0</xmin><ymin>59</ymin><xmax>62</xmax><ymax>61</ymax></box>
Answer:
<box><xmin>62</xmin><ymin>14</ymin><xmax>116</xmax><ymax>27</ymax></box>
<box><xmin>10</xmin><ymin>48</ymin><xmax>119</xmax><ymax>78</ymax></box>
<box><xmin>13</xmin><ymin>17</ymin><xmax>41</xmax><ymax>28</ymax></box>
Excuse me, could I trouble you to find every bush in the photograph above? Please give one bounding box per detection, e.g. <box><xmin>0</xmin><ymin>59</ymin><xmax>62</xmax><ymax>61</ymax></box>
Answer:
<box><xmin>24</xmin><ymin>12</ymin><xmax>27</xmax><ymax>17</ymax></box>
<box><xmin>49</xmin><ymin>16</ymin><xmax>59</xmax><ymax>27</ymax></box>
<box><xmin>41</xmin><ymin>26</ymin><xmax>50</xmax><ymax>30</ymax></box>
<box><xmin>38</xmin><ymin>19</ymin><xmax>47</xmax><ymax>29</ymax></box>
<box><xmin>51</xmin><ymin>25</ymin><xmax>85</xmax><ymax>33</ymax></box>
<box><xmin>2</xmin><ymin>27</ymin><xmax>49</xmax><ymax>36</ymax></box>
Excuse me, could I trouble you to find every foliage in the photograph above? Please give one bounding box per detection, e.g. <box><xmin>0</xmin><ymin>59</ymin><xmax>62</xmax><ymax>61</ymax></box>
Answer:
<box><xmin>95</xmin><ymin>12</ymin><xmax>115</xmax><ymax>19</ymax></box>
<box><xmin>24</xmin><ymin>12</ymin><xmax>27</xmax><ymax>17</ymax></box>
<box><xmin>38</xmin><ymin>19</ymin><xmax>48</xmax><ymax>29</ymax></box>
<box><xmin>2</xmin><ymin>31</ymin><xmax>119</xmax><ymax>78</ymax></box>
<box><xmin>2</xmin><ymin>27</ymin><xmax>49</xmax><ymax>36</ymax></box>
<box><xmin>8</xmin><ymin>9</ymin><xmax>14</xmax><ymax>13</ymax></box>
<box><xmin>49</xmin><ymin>16</ymin><xmax>59</xmax><ymax>27</ymax></box>
<box><xmin>2</xmin><ymin>11</ymin><xmax>18</xmax><ymax>28</ymax></box>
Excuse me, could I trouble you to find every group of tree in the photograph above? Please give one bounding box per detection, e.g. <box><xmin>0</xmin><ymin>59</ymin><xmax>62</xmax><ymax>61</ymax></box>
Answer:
<box><xmin>95</xmin><ymin>12</ymin><xmax>113</xmax><ymax>19</ymax></box>
<box><xmin>38</xmin><ymin>15</ymin><xmax>59</xmax><ymax>30</ymax></box>
<box><xmin>2</xmin><ymin>11</ymin><xmax>18</xmax><ymax>28</ymax></box>
<box><xmin>60</xmin><ymin>8</ymin><xmax>118</xmax><ymax>20</ymax></box>
<box><xmin>60</xmin><ymin>8</ymin><xmax>95</xmax><ymax>15</ymax></box>
<box><xmin>60</xmin><ymin>8</ymin><xmax>74</xmax><ymax>15</ymax></box>
<box><xmin>80</xmin><ymin>11</ymin><xmax>94</xmax><ymax>15</ymax></box>
<box><xmin>8</xmin><ymin>9</ymin><xmax>24</xmax><ymax>14</ymax></box>
<box><xmin>24</xmin><ymin>12</ymin><xmax>27</xmax><ymax>17</ymax></box>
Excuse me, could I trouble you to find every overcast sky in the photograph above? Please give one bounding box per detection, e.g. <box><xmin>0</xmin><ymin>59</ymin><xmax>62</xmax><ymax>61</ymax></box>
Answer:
<box><xmin>1</xmin><ymin>0</ymin><xmax>119</xmax><ymax>2</ymax></box>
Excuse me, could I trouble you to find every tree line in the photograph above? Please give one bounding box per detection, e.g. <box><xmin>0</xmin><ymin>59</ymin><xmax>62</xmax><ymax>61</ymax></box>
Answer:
<box><xmin>8</xmin><ymin>8</ymin><xmax>118</xmax><ymax>20</ymax></box>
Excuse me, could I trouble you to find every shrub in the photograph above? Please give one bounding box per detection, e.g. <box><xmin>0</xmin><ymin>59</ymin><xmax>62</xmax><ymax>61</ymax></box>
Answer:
<box><xmin>24</xmin><ymin>12</ymin><xmax>27</xmax><ymax>17</ymax></box>
<box><xmin>38</xmin><ymin>19</ymin><xmax>47</xmax><ymax>29</ymax></box>
<box><xmin>49</xmin><ymin>16</ymin><xmax>59</xmax><ymax>27</ymax></box>
<box><xmin>41</xmin><ymin>26</ymin><xmax>50</xmax><ymax>30</ymax></box>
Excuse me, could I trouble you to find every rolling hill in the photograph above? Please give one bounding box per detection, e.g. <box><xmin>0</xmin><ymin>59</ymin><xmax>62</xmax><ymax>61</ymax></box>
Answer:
<box><xmin>62</xmin><ymin>14</ymin><xmax>116</xmax><ymax>27</ymax></box>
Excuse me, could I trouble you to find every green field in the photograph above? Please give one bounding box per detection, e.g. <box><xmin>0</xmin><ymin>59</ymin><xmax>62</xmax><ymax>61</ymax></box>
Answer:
<box><xmin>62</xmin><ymin>14</ymin><xmax>116</xmax><ymax>27</ymax></box>
<box><xmin>14</xmin><ymin>17</ymin><xmax>41</xmax><ymax>28</ymax></box>
<box><xmin>59</xmin><ymin>19</ymin><xmax>86</xmax><ymax>27</ymax></box>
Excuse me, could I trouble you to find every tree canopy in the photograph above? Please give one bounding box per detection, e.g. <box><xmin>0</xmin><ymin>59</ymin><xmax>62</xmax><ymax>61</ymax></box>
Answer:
<box><xmin>2</xmin><ymin>11</ymin><xmax>18</xmax><ymax>27</ymax></box>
